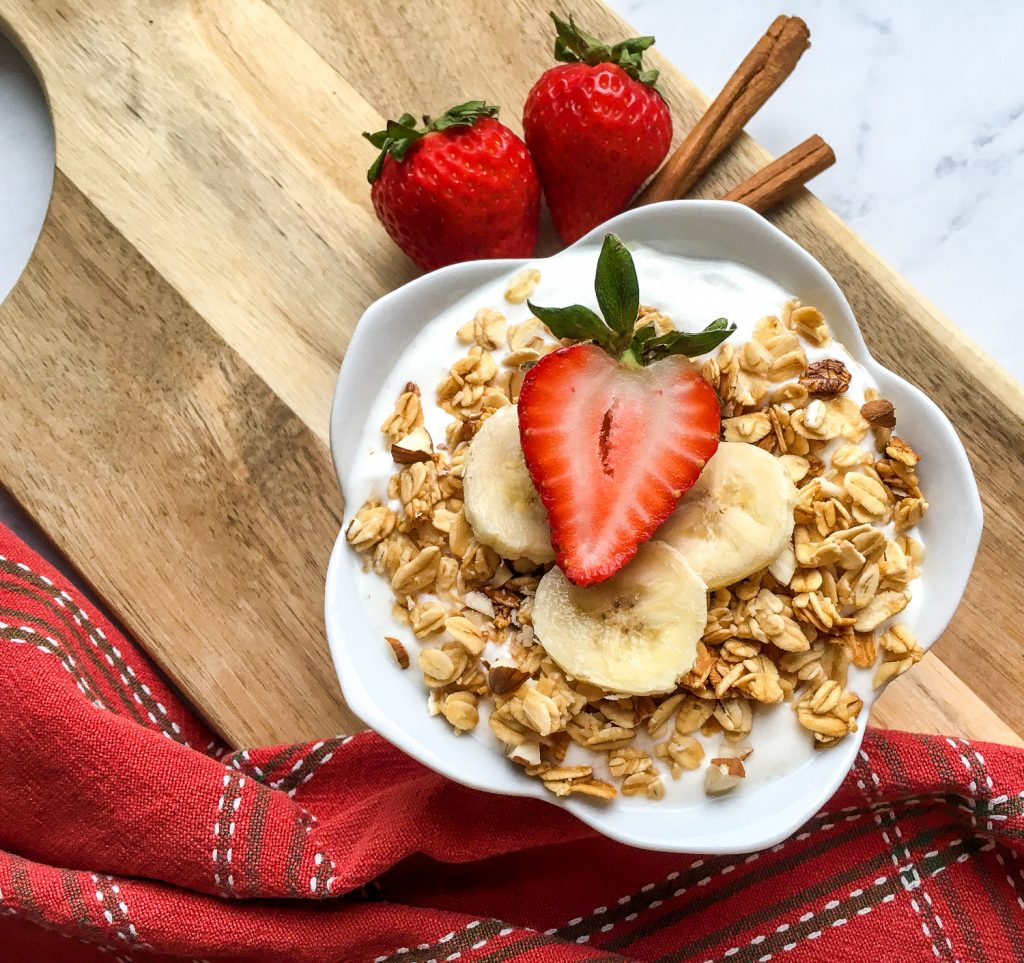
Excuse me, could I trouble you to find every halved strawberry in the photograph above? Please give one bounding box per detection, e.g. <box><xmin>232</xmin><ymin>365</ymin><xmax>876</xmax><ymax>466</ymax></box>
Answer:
<box><xmin>518</xmin><ymin>235</ymin><xmax>733</xmax><ymax>586</ymax></box>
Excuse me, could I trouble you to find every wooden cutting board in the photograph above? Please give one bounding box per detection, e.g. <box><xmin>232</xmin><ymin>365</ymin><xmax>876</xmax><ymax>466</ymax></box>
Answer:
<box><xmin>0</xmin><ymin>0</ymin><xmax>1022</xmax><ymax>749</ymax></box>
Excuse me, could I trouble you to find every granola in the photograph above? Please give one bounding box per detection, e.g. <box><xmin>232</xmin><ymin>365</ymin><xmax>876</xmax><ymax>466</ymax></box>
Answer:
<box><xmin>347</xmin><ymin>271</ymin><xmax>928</xmax><ymax>803</ymax></box>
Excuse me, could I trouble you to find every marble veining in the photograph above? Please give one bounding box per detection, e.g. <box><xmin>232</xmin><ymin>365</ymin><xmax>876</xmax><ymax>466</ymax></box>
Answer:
<box><xmin>610</xmin><ymin>0</ymin><xmax>1024</xmax><ymax>380</ymax></box>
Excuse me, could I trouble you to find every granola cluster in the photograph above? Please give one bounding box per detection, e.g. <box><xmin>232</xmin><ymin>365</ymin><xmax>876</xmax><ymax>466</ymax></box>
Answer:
<box><xmin>347</xmin><ymin>280</ymin><xmax>928</xmax><ymax>802</ymax></box>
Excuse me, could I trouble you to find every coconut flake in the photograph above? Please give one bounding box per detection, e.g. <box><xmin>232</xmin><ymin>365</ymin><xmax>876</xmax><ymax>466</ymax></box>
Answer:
<box><xmin>464</xmin><ymin>591</ymin><xmax>496</xmax><ymax>618</ymax></box>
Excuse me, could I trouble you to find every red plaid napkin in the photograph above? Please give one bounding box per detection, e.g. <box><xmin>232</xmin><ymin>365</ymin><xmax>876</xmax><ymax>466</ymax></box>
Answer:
<box><xmin>0</xmin><ymin>524</ymin><xmax>1021</xmax><ymax>962</ymax></box>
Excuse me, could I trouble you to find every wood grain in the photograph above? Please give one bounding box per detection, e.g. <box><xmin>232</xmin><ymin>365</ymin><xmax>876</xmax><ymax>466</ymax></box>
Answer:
<box><xmin>0</xmin><ymin>171</ymin><xmax>358</xmax><ymax>744</ymax></box>
<box><xmin>0</xmin><ymin>0</ymin><xmax>1021</xmax><ymax>747</ymax></box>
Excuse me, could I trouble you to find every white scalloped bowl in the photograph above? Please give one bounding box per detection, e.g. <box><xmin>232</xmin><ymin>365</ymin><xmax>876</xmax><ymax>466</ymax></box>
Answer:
<box><xmin>325</xmin><ymin>200</ymin><xmax>982</xmax><ymax>853</ymax></box>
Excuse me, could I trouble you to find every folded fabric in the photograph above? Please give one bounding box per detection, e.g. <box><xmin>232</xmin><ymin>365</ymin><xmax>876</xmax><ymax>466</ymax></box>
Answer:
<box><xmin>0</xmin><ymin>524</ymin><xmax>1021</xmax><ymax>962</ymax></box>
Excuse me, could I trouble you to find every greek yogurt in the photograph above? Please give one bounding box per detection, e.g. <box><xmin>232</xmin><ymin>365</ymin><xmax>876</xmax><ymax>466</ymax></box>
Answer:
<box><xmin>347</xmin><ymin>243</ymin><xmax>906</xmax><ymax>809</ymax></box>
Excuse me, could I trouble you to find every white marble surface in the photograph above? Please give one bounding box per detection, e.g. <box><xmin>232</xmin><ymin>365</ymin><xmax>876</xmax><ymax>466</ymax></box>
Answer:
<box><xmin>608</xmin><ymin>0</ymin><xmax>1024</xmax><ymax>379</ymax></box>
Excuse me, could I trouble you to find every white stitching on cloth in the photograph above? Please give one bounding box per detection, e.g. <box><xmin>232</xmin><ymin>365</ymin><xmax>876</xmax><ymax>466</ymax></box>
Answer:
<box><xmin>212</xmin><ymin>774</ymin><xmax>230</xmax><ymax>890</ymax></box>
<box><xmin>229</xmin><ymin>749</ymin><xmax>267</xmax><ymax>782</ymax></box>
<box><xmin>211</xmin><ymin>773</ymin><xmax>246</xmax><ymax>894</ymax></box>
<box><xmin>309</xmin><ymin>849</ymin><xmax>339</xmax><ymax>895</ymax></box>
<box><xmin>994</xmin><ymin>853</ymin><xmax>1024</xmax><ymax>911</ymax></box>
<box><xmin>856</xmin><ymin>747</ymin><xmax>950</xmax><ymax>960</ymax></box>
<box><xmin>2</xmin><ymin>879</ymin><xmax>143</xmax><ymax>961</ymax></box>
<box><xmin>0</xmin><ymin>622</ymin><xmax>106</xmax><ymax>709</ymax></box>
<box><xmin>374</xmin><ymin>920</ymin><xmax>522</xmax><ymax>963</ymax></box>
<box><xmin>552</xmin><ymin>785</ymin><xmax>990</xmax><ymax>947</ymax></box>
<box><xmin>700</xmin><ymin>875</ymin><xmax>893</xmax><ymax>963</ymax></box>
<box><xmin>559</xmin><ymin>780</ymin><xmax>1006</xmax><ymax>947</ymax></box>
<box><xmin>946</xmin><ymin>737</ymin><xmax>998</xmax><ymax>832</ymax></box>
<box><xmin>90</xmin><ymin>874</ymin><xmax>151</xmax><ymax>950</ymax></box>
<box><xmin>270</xmin><ymin>735</ymin><xmax>355</xmax><ymax>797</ymax></box>
<box><xmin>0</xmin><ymin>553</ymin><xmax>189</xmax><ymax>744</ymax></box>
<box><xmin>1009</xmin><ymin>848</ymin><xmax>1024</xmax><ymax>890</ymax></box>
<box><xmin>551</xmin><ymin>804</ymin><xmax>875</xmax><ymax>942</ymax></box>
<box><xmin>707</xmin><ymin>835</ymin><xmax>982</xmax><ymax>963</ymax></box>
<box><xmin>945</xmin><ymin>738</ymin><xmax>980</xmax><ymax>829</ymax></box>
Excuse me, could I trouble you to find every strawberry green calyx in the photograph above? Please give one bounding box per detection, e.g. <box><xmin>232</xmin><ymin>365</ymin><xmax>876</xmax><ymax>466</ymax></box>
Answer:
<box><xmin>527</xmin><ymin>233</ymin><xmax>736</xmax><ymax>366</ymax></box>
<box><xmin>363</xmin><ymin>101</ymin><xmax>500</xmax><ymax>183</ymax></box>
<box><xmin>630</xmin><ymin>316</ymin><xmax>735</xmax><ymax>365</ymax></box>
<box><xmin>549</xmin><ymin>12</ymin><xmax>661</xmax><ymax>88</ymax></box>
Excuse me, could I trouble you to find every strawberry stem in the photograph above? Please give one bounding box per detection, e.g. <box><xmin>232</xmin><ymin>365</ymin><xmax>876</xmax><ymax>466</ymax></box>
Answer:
<box><xmin>619</xmin><ymin>345</ymin><xmax>642</xmax><ymax>369</ymax></box>
<box><xmin>363</xmin><ymin>101</ymin><xmax>500</xmax><ymax>183</ymax></box>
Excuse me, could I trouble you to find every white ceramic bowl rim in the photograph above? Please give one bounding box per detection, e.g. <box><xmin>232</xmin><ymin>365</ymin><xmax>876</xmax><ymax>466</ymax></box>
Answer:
<box><xmin>325</xmin><ymin>200</ymin><xmax>983</xmax><ymax>853</ymax></box>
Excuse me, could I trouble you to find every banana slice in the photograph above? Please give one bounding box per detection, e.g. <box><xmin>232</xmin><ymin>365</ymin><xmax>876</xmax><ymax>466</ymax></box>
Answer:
<box><xmin>533</xmin><ymin>541</ymin><xmax>707</xmax><ymax>695</ymax></box>
<box><xmin>656</xmin><ymin>442</ymin><xmax>797</xmax><ymax>590</ymax></box>
<box><xmin>463</xmin><ymin>405</ymin><xmax>555</xmax><ymax>564</ymax></box>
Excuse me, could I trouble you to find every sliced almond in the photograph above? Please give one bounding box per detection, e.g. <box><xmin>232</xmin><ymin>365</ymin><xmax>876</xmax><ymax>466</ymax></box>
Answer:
<box><xmin>391</xmin><ymin>426</ymin><xmax>434</xmax><ymax>464</ymax></box>
<box><xmin>768</xmin><ymin>543</ymin><xmax>797</xmax><ymax>585</ymax></box>
<box><xmin>507</xmin><ymin>740</ymin><xmax>541</xmax><ymax>767</ymax></box>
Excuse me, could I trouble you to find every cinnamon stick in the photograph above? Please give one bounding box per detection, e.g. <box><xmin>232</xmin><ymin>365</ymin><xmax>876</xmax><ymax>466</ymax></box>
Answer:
<box><xmin>636</xmin><ymin>15</ymin><xmax>811</xmax><ymax>205</ymax></box>
<box><xmin>723</xmin><ymin>135</ymin><xmax>835</xmax><ymax>213</ymax></box>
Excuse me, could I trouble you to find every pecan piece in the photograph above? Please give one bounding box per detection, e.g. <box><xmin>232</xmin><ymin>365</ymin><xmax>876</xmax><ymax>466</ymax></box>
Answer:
<box><xmin>799</xmin><ymin>359</ymin><xmax>851</xmax><ymax>396</ymax></box>
<box><xmin>483</xmin><ymin>585</ymin><xmax>521</xmax><ymax>608</ymax></box>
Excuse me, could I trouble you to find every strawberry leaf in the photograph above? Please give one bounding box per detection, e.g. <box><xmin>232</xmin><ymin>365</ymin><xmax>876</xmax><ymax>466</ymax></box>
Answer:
<box><xmin>611</xmin><ymin>37</ymin><xmax>656</xmax><ymax>56</ymax></box>
<box><xmin>634</xmin><ymin>318</ymin><xmax>736</xmax><ymax>364</ymax></box>
<box><xmin>430</xmin><ymin>101</ymin><xmax>498</xmax><ymax>132</ymax></box>
<box><xmin>631</xmin><ymin>323</ymin><xmax>659</xmax><ymax>346</ymax></box>
<box><xmin>551</xmin><ymin>13</ymin><xmax>607</xmax><ymax>64</ymax></box>
<box><xmin>527</xmin><ymin>302</ymin><xmax>613</xmax><ymax>347</ymax></box>
<box><xmin>363</xmin><ymin>102</ymin><xmax>499</xmax><ymax>183</ymax></box>
<box><xmin>594</xmin><ymin>234</ymin><xmax>640</xmax><ymax>343</ymax></box>
<box><xmin>529</xmin><ymin>233</ymin><xmax>735</xmax><ymax>365</ymax></box>
<box><xmin>547</xmin><ymin>11</ymin><xmax>661</xmax><ymax>89</ymax></box>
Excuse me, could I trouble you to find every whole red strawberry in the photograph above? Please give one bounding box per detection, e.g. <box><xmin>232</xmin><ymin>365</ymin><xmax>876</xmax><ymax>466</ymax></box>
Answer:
<box><xmin>523</xmin><ymin>15</ymin><xmax>672</xmax><ymax>244</ymax></box>
<box><xmin>365</xmin><ymin>102</ymin><xmax>540</xmax><ymax>271</ymax></box>
<box><xmin>519</xmin><ymin>235</ymin><xmax>733</xmax><ymax>586</ymax></box>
